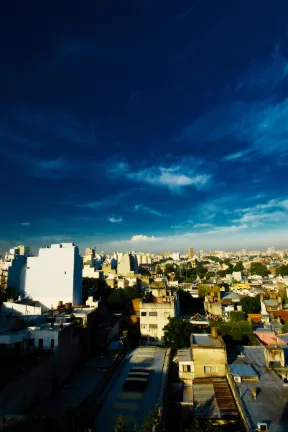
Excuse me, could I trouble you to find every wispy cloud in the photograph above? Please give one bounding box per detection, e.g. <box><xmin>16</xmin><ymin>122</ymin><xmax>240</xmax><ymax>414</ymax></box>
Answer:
<box><xmin>193</xmin><ymin>223</ymin><xmax>213</xmax><ymax>228</ymax></box>
<box><xmin>235</xmin><ymin>45</ymin><xmax>288</xmax><ymax>92</ymax></box>
<box><xmin>107</xmin><ymin>158</ymin><xmax>211</xmax><ymax>193</ymax></box>
<box><xmin>131</xmin><ymin>234</ymin><xmax>157</xmax><ymax>241</ymax></box>
<box><xmin>204</xmin><ymin>224</ymin><xmax>249</xmax><ymax>235</ymax></box>
<box><xmin>179</xmin><ymin>48</ymin><xmax>288</xmax><ymax>159</ymax></box>
<box><xmin>32</xmin><ymin>156</ymin><xmax>76</xmax><ymax>179</ymax></box>
<box><xmin>20</xmin><ymin>222</ymin><xmax>30</xmax><ymax>227</ymax></box>
<box><xmin>13</xmin><ymin>110</ymin><xmax>95</xmax><ymax>145</ymax></box>
<box><xmin>108</xmin><ymin>215</ymin><xmax>123</xmax><ymax>223</ymax></box>
<box><xmin>222</xmin><ymin>149</ymin><xmax>252</xmax><ymax>162</ymax></box>
<box><xmin>232</xmin><ymin>198</ymin><xmax>288</xmax><ymax>226</ymax></box>
<box><xmin>132</xmin><ymin>204</ymin><xmax>165</xmax><ymax>217</ymax></box>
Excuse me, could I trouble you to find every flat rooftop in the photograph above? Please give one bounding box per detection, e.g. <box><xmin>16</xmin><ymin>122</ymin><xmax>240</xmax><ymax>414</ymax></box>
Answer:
<box><xmin>94</xmin><ymin>346</ymin><xmax>168</xmax><ymax>432</ymax></box>
<box><xmin>230</xmin><ymin>347</ymin><xmax>288</xmax><ymax>431</ymax></box>
<box><xmin>191</xmin><ymin>333</ymin><xmax>223</xmax><ymax>347</ymax></box>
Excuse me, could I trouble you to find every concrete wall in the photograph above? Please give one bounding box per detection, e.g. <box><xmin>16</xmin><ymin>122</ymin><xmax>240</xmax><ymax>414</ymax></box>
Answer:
<box><xmin>192</xmin><ymin>347</ymin><xmax>226</xmax><ymax>378</ymax></box>
<box><xmin>179</xmin><ymin>361</ymin><xmax>195</xmax><ymax>384</ymax></box>
<box><xmin>2</xmin><ymin>302</ymin><xmax>42</xmax><ymax>316</ymax></box>
<box><xmin>23</xmin><ymin>243</ymin><xmax>82</xmax><ymax>310</ymax></box>
<box><xmin>204</xmin><ymin>301</ymin><xmax>222</xmax><ymax>316</ymax></box>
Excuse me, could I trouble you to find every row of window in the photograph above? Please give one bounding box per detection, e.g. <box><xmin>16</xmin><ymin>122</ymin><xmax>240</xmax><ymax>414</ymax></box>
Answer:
<box><xmin>181</xmin><ymin>365</ymin><xmax>217</xmax><ymax>373</ymax></box>
<box><xmin>141</xmin><ymin>324</ymin><xmax>158</xmax><ymax>329</ymax></box>
<box><xmin>141</xmin><ymin>311</ymin><xmax>171</xmax><ymax>317</ymax></box>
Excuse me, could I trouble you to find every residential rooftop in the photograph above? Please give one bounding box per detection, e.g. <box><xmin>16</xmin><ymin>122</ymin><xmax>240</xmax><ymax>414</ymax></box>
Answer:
<box><xmin>191</xmin><ymin>333</ymin><xmax>224</xmax><ymax>348</ymax></box>
<box><xmin>230</xmin><ymin>346</ymin><xmax>288</xmax><ymax>431</ymax></box>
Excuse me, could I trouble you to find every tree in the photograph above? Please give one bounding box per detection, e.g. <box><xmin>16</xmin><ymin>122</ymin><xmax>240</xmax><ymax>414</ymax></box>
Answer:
<box><xmin>205</xmin><ymin>256</ymin><xmax>223</xmax><ymax>263</ymax></box>
<box><xmin>210</xmin><ymin>321</ymin><xmax>255</xmax><ymax>346</ymax></box>
<box><xmin>205</xmin><ymin>272</ymin><xmax>216</xmax><ymax>279</ymax></box>
<box><xmin>229</xmin><ymin>311</ymin><xmax>245</xmax><ymax>322</ymax></box>
<box><xmin>82</xmin><ymin>277</ymin><xmax>110</xmax><ymax>304</ymax></box>
<box><xmin>250</xmin><ymin>262</ymin><xmax>269</xmax><ymax>277</ymax></box>
<box><xmin>240</xmin><ymin>295</ymin><xmax>261</xmax><ymax>314</ymax></box>
<box><xmin>163</xmin><ymin>317</ymin><xmax>195</xmax><ymax>350</ymax></box>
<box><xmin>178</xmin><ymin>289</ymin><xmax>204</xmax><ymax>314</ymax></box>
<box><xmin>138</xmin><ymin>266</ymin><xmax>151</xmax><ymax>276</ymax></box>
<box><xmin>114</xmin><ymin>416</ymin><xmax>126</xmax><ymax>432</ymax></box>
<box><xmin>198</xmin><ymin>284</ymin><xmax>220</xmax><ymax>298</ymax></box>
<box><xmin>276</xmin><ymin>265</ymin><xmax>288</xmax><ymax>276</ymax></box>
<box><xmin>233</xmin><ymin>261</ymin><xmax>244</xmax><ymax>272</ymax></box>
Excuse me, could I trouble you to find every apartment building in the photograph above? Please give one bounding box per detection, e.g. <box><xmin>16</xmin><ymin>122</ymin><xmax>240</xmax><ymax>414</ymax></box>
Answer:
<box><xmin>22</xmin><ymin>243</ymin><xmax>82</xmax><ymax>310</ymax></box>
<box><xmin>139</xmin><ymin>282</ymin><xmax>179</xmax><ymax>344</ymax></box>
<box><xmin>117</xmin><ymin>252</ymin><xmax>138</xmax><ymax>276</ymax></box>
<box><xmin>0</xmin><ymin>246</ymin><xmax>29</xmax><ymax>294</ymax></box>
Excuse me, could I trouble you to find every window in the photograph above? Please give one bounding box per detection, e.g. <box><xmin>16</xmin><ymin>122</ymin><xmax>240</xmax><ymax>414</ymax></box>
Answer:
<box><xmin>149</xmin><ymin>311</ymin><xmax>157</xmax><ymax>316</ymax></box>
<box><xmin>38</xmin><ymin>339</ymin><xmax>43</xmax><ymax>349</ymax></box>
<box><xmin>149</xmin><ymin>324</ymin><xmax>158</xmax><ymax>329</ymax></box>
<box><xmin>141</xmin><ymin>312</ymin><xmax>147</xmax><ymax>316</ymax></box>
<box><xmin>141</xmin><ymin>324</ymin><xmax>148</xmax><ymax>329</ymax></box>
<box><xmin>182</xmin><ymin>365</ymin><xmax>191</xmax><ymax>372</ymax></box>
<box><xmin>50</xmin><ymin>339</ymin><xmax>55</xmax><ymax>349</ymax></box>
<box><xmin>204</xmin><ymin>366</ymin><xmax>217</xmax><ymax>373</ymax></box>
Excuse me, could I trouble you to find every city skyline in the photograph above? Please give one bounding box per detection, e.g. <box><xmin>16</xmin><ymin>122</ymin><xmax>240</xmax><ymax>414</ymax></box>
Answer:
<box><xmin>1</xmin><ymin>2</ymin><xmax>288</xmax><ymax>252</ymax></box>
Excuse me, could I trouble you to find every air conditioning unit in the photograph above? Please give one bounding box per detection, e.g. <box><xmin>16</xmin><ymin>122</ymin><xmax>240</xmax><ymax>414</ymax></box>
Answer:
<box><xmin>255</xmin><ymin>423</ymin><xmax>268</xmax><ymax>431</ymax></box>
<box><xmin>234</xmin><ymin>376</ymin><xmax>241</xmax><ymax>383</ymax></box>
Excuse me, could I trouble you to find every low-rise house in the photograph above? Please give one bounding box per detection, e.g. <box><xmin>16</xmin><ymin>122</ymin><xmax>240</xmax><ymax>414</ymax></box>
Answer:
<box><xmin>174</xmin><ymin>329</ymin><xmax>238</xmax><ymax>422</ymax></box>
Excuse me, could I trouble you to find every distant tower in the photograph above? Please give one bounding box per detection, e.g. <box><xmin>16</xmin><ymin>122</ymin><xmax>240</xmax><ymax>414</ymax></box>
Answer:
<box><xmin>188</xmin><ymin>248</ymin><xmax>194</xmax><ymax>259</ymax></box>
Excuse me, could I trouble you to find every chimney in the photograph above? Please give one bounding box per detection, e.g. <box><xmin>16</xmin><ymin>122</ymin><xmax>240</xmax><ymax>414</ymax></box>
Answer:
<box><xmin>251</xmin><ymin>387</ymin><xmax>257</xmax><ymax>400</ymax></box>
<box><xmin>211</xmin><ymin>327</ymin><xmax>218</xmax><ymax>338</ymax></box>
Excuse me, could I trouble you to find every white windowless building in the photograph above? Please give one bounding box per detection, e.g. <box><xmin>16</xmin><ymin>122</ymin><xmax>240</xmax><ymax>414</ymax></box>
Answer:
<box><xmin>21</xmin><ymin>243</ymin><xmax>82</xmax><ymax>310</ymax></box>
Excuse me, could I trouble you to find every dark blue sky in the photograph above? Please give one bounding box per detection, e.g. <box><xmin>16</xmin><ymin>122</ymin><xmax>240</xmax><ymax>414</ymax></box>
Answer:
<box><xmin>1</xmin><ymin>0</ymin><xmax>288</xmax><ymax>253</ymax></box>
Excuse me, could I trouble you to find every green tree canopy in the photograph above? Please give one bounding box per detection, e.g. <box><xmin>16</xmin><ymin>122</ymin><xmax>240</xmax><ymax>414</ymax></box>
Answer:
<box><xmin>250</xmin><ymin>262</ymin><xmax>269</xmax><ymax>277</ymax></box>
<box><xmin>275</xmin><ymin>265</ymin><xmax>288</xmax><ymax>276</ymax></box>
<box><xmin>210</xmin><ymin>321</ymin><xmax>256</xmax><ymax>346</ymax></box>
<box><xmin>138</xmin><ymin>266</ymin><xmax>151</xmax><ymax>276</ymax></box>
<box><xmin>205</xmin><ymin>256</ymin><xmax>224</xmax><ymax>263</ymax></box>
<box><xmin>233</xmin><ymin>261</ymin><xmax>244</xmax><ymax>272</ymax></box>
<box><xmin>163</xmin><ymin>317</ymin><xmax>195</xmax><ymax>350</ymax></box>
<box><xmin>229</xmin><ymin>311</ymin><xmax>245</xmax><ymax>322</ymax></box>
<box><xmin>240</xmin><ymin>295</ymin><xmax>261</xmax><ymax>314</ymax></box>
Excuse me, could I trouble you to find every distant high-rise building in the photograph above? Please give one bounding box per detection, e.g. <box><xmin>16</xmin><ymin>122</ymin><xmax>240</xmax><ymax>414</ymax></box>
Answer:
<box><xmin>188</xmin><ymin>248</ymin><xmax>195</xmax><ymax>258</ymax></box>
<box><xmin>22</xmin><ymin>243</ymin><xmax>82</xmax><ymax>310</ymax></box>
<box><xmin>117</xmin><ymin>252</ymin><xmax>138</xmax><ymax>276</ymax></box>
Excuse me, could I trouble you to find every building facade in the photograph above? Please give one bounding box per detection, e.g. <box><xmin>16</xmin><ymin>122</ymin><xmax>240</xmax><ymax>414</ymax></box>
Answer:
<box><xmin>22</xmin><ymin>243</ymin><xmax>82</xmax><ymax>310</ymax></box>
<box><xmin>0</xmin><ymin>246</ymin><xmax>29</xmax><ymax>294</ymax></box>
<box><xmin>140</xmin><ymin>284</ymin><xmax>179</xmax><ymax>344</ymax></box>
<box><xmin>117</xmin><ymin>252</ymin><xmax>139</xmax><ymax>276</ymax></box>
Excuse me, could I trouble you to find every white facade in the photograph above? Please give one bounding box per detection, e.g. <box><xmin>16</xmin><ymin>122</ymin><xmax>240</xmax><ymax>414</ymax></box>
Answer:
<box><xmin>140</xmin><ymin>292</ymin><xmax>179</xmax><ymax>344</ymax></box>
<box><xmin>171</xmin><ymin>252</ymin><xmax>180</xmax><ymax>261</ymax></box>
<box><xmin>117</xmin><ymin>252</ymin><xmax>138</xmax><ymax>276</ymax></box>
<box><xmin>22</xmin><ymin>243</ymin><xmax>82</xmax><ymax>310</ymax></box>
<box><xmin>0</xmin><ymin>247</ymin><xmax>28</xmax><ymax>293</ymax></box>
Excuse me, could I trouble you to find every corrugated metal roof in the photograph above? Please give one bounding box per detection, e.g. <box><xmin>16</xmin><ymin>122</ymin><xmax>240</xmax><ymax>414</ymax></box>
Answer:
<box><xmin>229</xmin><ymin>364</ymin><xmax>257</xmax><ymax>377</ymax></box>
<box><xmin>175</xmin><ymin>348</ymin><xmax>192</xmax><ymax>362</ymax></box>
